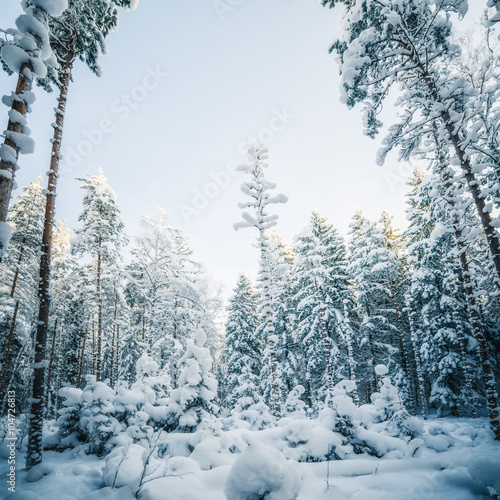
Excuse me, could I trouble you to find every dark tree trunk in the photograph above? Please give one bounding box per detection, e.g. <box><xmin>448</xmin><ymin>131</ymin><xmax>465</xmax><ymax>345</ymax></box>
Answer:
<box><xmin>0</xmin><ymin>64</ymin><xmax>33</xmax><ymax>258</ymax></box>
<box><xmin>76</xmin><ymin>325</ymin><xmax>88</xmax><ymax>389</ymax></box>
<box><xmin>26</xmin><ymin>47</ymin><xmax>74</xmax><ymax>470</ymax></box>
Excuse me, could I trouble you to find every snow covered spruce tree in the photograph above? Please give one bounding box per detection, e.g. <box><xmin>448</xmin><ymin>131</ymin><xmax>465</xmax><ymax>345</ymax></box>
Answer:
<box><xmin>322</xmin><ymin>0</ymin><xmax>500</xmax><ymax>287</ymax></box>
<box><xmin>0</xmin><ymin>177</ymin><xmax>44</xmax><ymax>410</ymax></box>
<box><xmin>71</xmin><ymin>171</ymin><xmax>127</xmax><ymax>381</ymax></box>
<box><xmin>0</xmin><ymin>0</ymin><xmax>68</xmax><ymax>255</ymax></box>
<box><xmin>379</xmin><ymin>211</ymin><xmax>415</xmax><ymax>411</ymax></box>
<box><xmin>167</xmin><ymin>328</ymin><xmax>218</xmax><ymax>431</ymax></box>
<box><xmin>266</xmin><ymin>230</ymin><xmax>299</xmax><ymax>401</ymax></box>
<box><xmin>347</xmin><ymin>210</ymin><xmax>402</xmax><ymax>402</ymax></box>
<box><xmin>126</xmin><ymin>209</ymin><xmax>207</xmax><ymax>386</ymax></box>
<box><xmin>234</xmin><ymin>144</ymin><xmax>287</xmax><ymax>415</ymax></box>
<box><xmin>25</xmin><ymin>0</ymin><xmax>141</xmax><ymax>469</ymax></box>
<box><xmin>292</xmin><ymin>211</ymin><xmax>354</xmax><ymax>405</ymax></box>
<box><xmin>221</xmin><ymin>273</ymin><xmax>261</xmax><ymax>410</ymax></box>
<box><xmin>290</xmin><ymin>226</ymin><xmax>339</xmax><ymax>408</ymax></box>
<box><xmin>404</xmin><ymin>167</ymin><xmax>488</xmax><ymax>420</ymax></box>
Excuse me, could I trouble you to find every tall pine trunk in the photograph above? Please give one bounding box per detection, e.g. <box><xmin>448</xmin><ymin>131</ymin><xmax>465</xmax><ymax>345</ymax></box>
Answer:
<box><xmin>406</xmin><ymin>54</ymin><xmax>500</xmax><ymax>283</ymax></box>
<box><xmin>0</xmin><ymin>64</ymin><xmax>33</xmax><ymax>257</ymax></box>
<box><xmin>450</xmin><ymin>289</ymin><xmax>477</xmax><ymax>418</ymax></box>
<box><xmin>0</xmin><ymin>301</ymin><xmax>19</xmax><ymax>403</ymax></box>
<box><xmin>110</xmin><ymin>288</ymin><xmax>118</xmax><ymax>386</ymax></box>
<box><xmin>26</xmin><ymin>47</ymin><xmax>74</xmax><ymax>470</ymax></box>
<box><xmin>434</xmin><ymin>134</ymin><xmax>500</xmax><ymax>436</ymax></box>
<box><xmin>76</xmin><ymin>325</ymin><xmax>88</xmax><ymax>389</ymax></box>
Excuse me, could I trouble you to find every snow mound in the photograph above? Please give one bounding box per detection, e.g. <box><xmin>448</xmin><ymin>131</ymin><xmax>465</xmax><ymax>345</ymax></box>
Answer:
<box><xmin>5</xmin><ymin>492</ymin><xmax>40</xmax><ymax>499</ymax></box>
<box><xmin>26</xmin><ymin>462</ymin><xmax>55</xmax><ymax>482</ymax></box>
<box><xmin>467</xmin><ymin>455</ymin><xmax>500</xmax><ymax>492</ymax></box>
<box><xmin>103</xmin><ymin>444</ymin><xmax>147</xmax><ymax>491</ymax></box>
<box><xmin>224</xmin><ymin>436</ymin><xmax>302</xmax><ymax>500</ymax></box>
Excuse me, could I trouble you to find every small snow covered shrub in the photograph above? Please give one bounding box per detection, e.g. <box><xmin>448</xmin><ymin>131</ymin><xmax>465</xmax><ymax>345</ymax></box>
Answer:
<box><xmin>371</xmin><ymin>366</ymin><xmax>403</xmax><ymax>422</ymax></box>
<box><xmin>237</xmin><ymin>401</ymin><xmax>275</xmax><ymax>431</ymax></box>
<box><xmin>56</xmin><ymin>375</ymin><xmax>121</xmax><ymax>455</ymax></box>
<box><xmin>224</xmin><ymin>436</ymin><xmax>302</xmax><ymax>500</ymax></box>
<box><xmin>282</xmin><ymin>414</ymin><xmax>346</xmax><ymax>462</ymax></box>
<box><xmin>56</xmin><ymin>387</ymin><xmax>85</xmax><ymax>449</ymax></box>
<box><xmin>166</xmin><ymin>328</ymin><xmax>219</xmax><ymax>432</ymax></box>
<box><xmin>113</xmin><ymin>353</ymin><xmax>170</xmax><ymax>442</ymax></box>
<box><xmin>370</xmin><ymin>366</ymin><xmax>423</xmax><ymax>440</ymax></box>
<box><xmin>103</xmin><ymin>443</ymin><xmax>149</xmax><ymax>492</ymax></box>
<box><xmin>229</xmin><ymin>366</ymin><xmax>275</xmax><ymax>430</ymax></box>
<box><xmin>283</xmin><ymin>385</ymin><xmax>306</xmax><ymax>418</ymax></box>
<box><xmin>386</xmin><ymin>409</ymin><xmax>423</xmax><ymax>440</ymax></box>
<box><xmin>113</xmin><ymin>383</ymin><xmax>153</xmax><ymax>445</ymax></box>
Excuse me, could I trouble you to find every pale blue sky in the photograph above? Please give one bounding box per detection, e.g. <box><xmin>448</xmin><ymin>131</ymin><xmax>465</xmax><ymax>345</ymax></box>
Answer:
<box><xmin>0</xmin><ymin>0</ymin><xmax>483</xmax><ymax>296</ymax></box>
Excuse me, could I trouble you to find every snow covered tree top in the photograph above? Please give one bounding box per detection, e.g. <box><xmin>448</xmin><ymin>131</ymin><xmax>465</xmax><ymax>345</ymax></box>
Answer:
<box><xmin>234</xmin><ymin>144</ymin><xmax>288</xmax><ymax>233</ymax></box>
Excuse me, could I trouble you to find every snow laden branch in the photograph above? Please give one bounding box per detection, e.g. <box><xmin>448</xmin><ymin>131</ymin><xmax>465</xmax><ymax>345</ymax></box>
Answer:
<box><xmin>325</xmin><ymin>0</ymin><xmax>500</xmax><ymax>287</ymax></box>
<box><xmin>234</xmin><ymin>144</ymin><xmax>287</xmax><ymax>416</ymax></box>
<box><xmin>0</xmin><ymin>0</ymin><xmax>68</xmax><ymax>257</ymax></box>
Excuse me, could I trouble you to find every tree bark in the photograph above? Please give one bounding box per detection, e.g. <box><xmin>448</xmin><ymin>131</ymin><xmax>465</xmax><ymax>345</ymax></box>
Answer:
<box><xmin>433</xmin><ymin>130</ymin><xmax>499</xmax><ymax>434</ymax></box>
<box><xmin>26</xmin><ymin>47</ymin><xmax>74</xmax><ymax>470</ymax></box>
<box><xmin>0</xmin><ymin>64</ymin><xmax>33</xmax><ymax>258</ymax></box>
<box><xmin>450</xmin><ymin>290</ymin><xmax>477</xmax><ymax>418</ymax></box>
<box><xmin>409</xmin><ymin>53</ymin><xmax>500</xmax><ymax>284</ymax></box>
<box><xmin>76</xmin><ymin>325</ymin><xmax>88</xmax><ymax>389</ymax></box>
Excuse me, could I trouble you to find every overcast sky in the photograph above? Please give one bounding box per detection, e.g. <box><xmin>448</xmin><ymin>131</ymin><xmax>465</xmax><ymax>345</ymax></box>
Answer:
<box><xmin>0</xmin><ymin>0</ymin><xmax>485</xmax><ymax>298</ymax></box>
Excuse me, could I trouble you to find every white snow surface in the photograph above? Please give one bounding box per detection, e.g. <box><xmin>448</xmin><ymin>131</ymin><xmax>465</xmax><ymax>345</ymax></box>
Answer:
<box><xmin>1</xmin><ymin>417</ymin><xmax>499</xmax><ymax>499</ymax></box>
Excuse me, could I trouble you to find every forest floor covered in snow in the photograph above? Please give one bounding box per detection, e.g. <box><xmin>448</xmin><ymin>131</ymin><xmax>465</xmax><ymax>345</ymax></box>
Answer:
<box><xmin>1</xmin><ymin>416</ymin><xmax>499</xmax><ymax>500</ymax></box>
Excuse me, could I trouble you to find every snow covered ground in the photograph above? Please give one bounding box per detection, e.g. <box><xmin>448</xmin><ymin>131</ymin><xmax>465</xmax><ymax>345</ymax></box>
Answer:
<box><xmin>1</xmin><ymin>417</ymin><xmax>499</xmax><ymax>500</ymax></box>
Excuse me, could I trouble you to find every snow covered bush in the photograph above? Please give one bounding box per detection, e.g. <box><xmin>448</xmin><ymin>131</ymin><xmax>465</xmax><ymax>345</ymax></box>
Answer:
<box><xmin>281</xmin><ymin>415</ymin><xmax>346</xmax><ymax>462</ymax></box>
<box><xmin>283</xmin><ymin>385</ymin><xmax>307</xmax><ymax>418</ymax></box>
<box><xmin>235</xmin><ymin>401</ymin><xmax>275</xmax><ymax>431</ymax></box>
<box><xmin>367</xmin><ymin>366</ymin><xmax>423</xmax><ymax>440</ymax></box>
<box><xmin>113</xmin><ymin>383</ymin><xmax>153</xmax><ymax>445</ymax></box>
<box><xmin>166</xmin><ymin>328</ymin><xmax>218</xmax><ymax>432</ymax></box>
<box><xmin>228</xmin><ymin>366</ymin><xmax>275</xmax><ymax>431</ymax></box>
<box><xmin>55</xmin><ymin>387</ymin><xmax>85</xmax><ymax>449</ymax></box>
<box><xmin>103</xmin><ymin>443</ymin><xmax>149</xmax><ymax>492</ymax></box>
<box><xmin>224</xmin><ymin>436</ymin><xmax>302</xmax><ymax>500</ymax></box>
<box><xmin>114</xmin><ymin>353</ymin><xmax>171</xmax><ymax>437</ymax></box>
<box><xmin>56</xmin><ymin>375</ymin><xmax>121</xmax><ymax>455</ymax></box>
